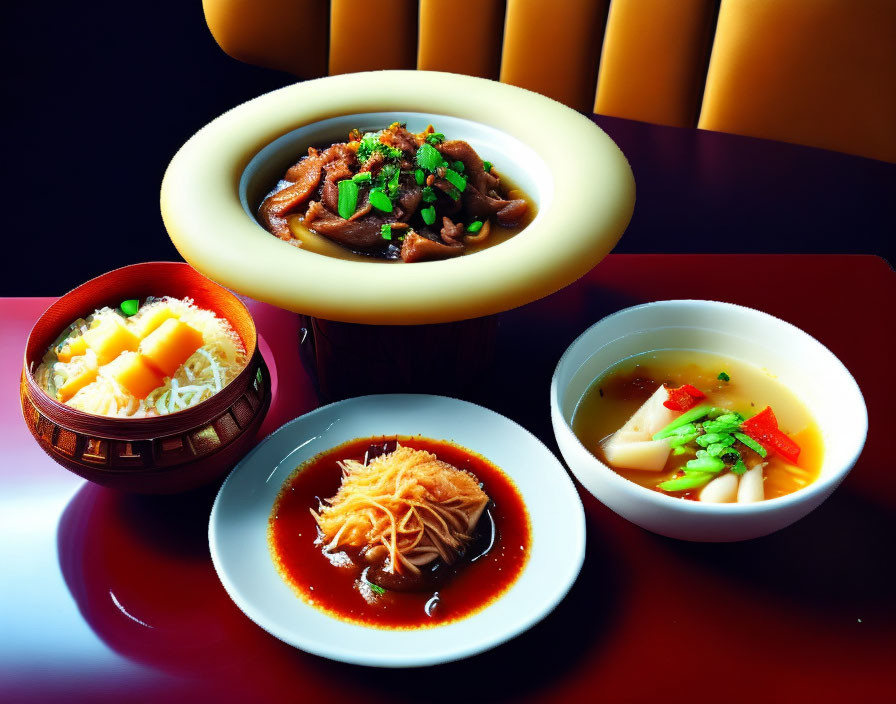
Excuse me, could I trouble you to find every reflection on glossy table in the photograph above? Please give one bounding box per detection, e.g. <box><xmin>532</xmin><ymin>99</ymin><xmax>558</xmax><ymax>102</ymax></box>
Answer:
<box><xmin>2</xmin><ymin>254</ymin><xmax>894</xmax><ymax>703</ymax></box>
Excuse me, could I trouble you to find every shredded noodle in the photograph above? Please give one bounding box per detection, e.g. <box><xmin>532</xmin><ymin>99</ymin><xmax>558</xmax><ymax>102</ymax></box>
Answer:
<box><xmin>312</xmin><ymin>445</ymin><xmax>490</xmax><ymax>575</ymax></box>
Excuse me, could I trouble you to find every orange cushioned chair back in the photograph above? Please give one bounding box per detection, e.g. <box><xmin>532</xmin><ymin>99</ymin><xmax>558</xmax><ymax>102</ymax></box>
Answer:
<box><xmin>202</xmin><ymin>0</ymin><xmax>896</xmax><ymax>163</ymax></box>
<box><xmin>698</xmin><ymin>0</ymin><xmax>896</xmax><ymax>163</ymax></box>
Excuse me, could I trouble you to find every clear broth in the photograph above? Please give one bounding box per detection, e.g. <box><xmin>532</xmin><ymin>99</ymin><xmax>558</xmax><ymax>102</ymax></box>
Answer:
<box><xmin>572</xmin><ymin>350</ymin><xmax>824</xmax><ymax>500</ymax></box>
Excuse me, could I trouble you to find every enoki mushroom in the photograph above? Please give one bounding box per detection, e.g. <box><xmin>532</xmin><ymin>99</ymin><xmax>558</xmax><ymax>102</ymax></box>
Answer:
<box><xmin>312</xmin><ymin>445</ymin><xmax>489</xmax><ymax>575</ymax></box>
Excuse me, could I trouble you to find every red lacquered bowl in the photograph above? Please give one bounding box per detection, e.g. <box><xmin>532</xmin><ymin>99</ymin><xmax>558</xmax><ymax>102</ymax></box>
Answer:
<box><xmin>20</xmin><ymin>262</ymin><xmax>271</xmax><ymax>493</ymax></box>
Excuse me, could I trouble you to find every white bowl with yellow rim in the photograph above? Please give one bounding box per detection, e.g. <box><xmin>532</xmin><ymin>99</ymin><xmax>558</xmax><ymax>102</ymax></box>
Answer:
<box><xmin>161</xmin><ymin>70</ymin><xmax>634</xmax><ymax>325</ymax></box>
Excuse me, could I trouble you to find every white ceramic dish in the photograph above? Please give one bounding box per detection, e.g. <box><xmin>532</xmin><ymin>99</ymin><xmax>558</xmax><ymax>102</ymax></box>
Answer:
<box><xmin>550</xmin><ymin>300</ymin><xmax>867</xmax><ymax>542</ymax></box>
<box><xmin>161</xmin><ymin>70</ymin><xmax>634</xmax><ymax>325</ymax></box>
<box><xmin>210</xmin><ymin>394</ymin><xmax>585</xmax><ymax>667</ymax></box>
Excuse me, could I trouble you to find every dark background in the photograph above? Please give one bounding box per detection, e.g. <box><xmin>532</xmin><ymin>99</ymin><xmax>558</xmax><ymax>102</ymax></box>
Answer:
<box><xmin>4</xmin><ymin>1</ymin><xmax>292</xmax><ymax>295</ymax></box>
<box><xmin>4</xmin><ymin>1</ymin><xmax>893</xmax><ymax>297</ymax></box>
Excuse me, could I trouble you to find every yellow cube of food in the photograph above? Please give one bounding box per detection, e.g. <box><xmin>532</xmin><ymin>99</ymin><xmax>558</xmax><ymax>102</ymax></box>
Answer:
<box><xmin>106</xmin><ymin>352</ymin><xmax>165</xmax><ymax>400</ymax></box>
<box><xmin>57</xmin><ymin>336</ymin><xmax>88</xmax><ymax>363</ymax></box>
<box><xmin>139</xmin><ymin>318</ymin><xmax>204</xmax><ymax>377</ymax></box>
<box><xmin>133</xmin><ymin>306</ymin><xmax>179</xmax><ymax>338</ymax></box>
<box><xmin>57</xmin><ymin>358</ymin><xmax>98</xmax><ymax>402</ymax></box>
<box><xmin>82</xmin><ymin>317</ymin><xmax>139</xmax><ymax>365</ymax></box>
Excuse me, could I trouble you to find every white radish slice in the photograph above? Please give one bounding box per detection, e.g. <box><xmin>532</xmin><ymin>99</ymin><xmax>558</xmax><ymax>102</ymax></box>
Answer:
<box><xmin>737</xmin><ymin>463</ymin><xmax>766</xmax><ymax>503</ymax></box>
<box><xmin>604</xmin><ymin>385</ymin><xmax>679</xmax><ymax>472</ymax></box>
<box><xmin>699</xmin><ymin>472</ymin><xmax>739</xmax><ymax>503</ymax></box>
<box><xmin>604</xmin><ymin>439</ymin><xmax>672</xmax><ymax>471</ymax></box>
<box><xmin>615</xmin><ymin>385</ymin><xmax>680</xmax><ymax>438</ymax></box>
<box><xmin>601</xmin><ymin>385</ymin><xmax>680</xmax><ymax>471</ymax></box>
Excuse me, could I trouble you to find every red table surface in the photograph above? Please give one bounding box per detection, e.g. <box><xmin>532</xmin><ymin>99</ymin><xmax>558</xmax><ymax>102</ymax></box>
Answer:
<box><xmin>1</xmin><ymin>254</ymin><xmax>894</xmax><ymax>704</ymax></box>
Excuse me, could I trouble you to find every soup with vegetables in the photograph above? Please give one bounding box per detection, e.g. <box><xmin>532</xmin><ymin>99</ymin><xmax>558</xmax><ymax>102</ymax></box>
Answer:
<box><xmin>573</xmin><ymin>350</ymin><xmax>823</xmax><ymax>503</ymax></box>
<box><xmin>258</xmin><ymin>122</ymin><xmax>535</xmax><ymax>263</ymax></box>
<box><xmin>34</xmin><ymin>297</ymin><xmax>247</xmax><ymax>417</ymax></box>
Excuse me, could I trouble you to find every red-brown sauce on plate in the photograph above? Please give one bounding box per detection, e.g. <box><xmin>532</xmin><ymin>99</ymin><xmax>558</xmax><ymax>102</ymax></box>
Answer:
<box><xmin>269</xmin><ymin>436</ymin><xmax>530</xmax><ymax>629</ymax></box>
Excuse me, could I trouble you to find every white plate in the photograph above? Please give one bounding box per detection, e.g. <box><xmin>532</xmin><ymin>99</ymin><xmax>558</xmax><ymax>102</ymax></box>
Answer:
<box><xmin>209</xmin><ymin>394</ymin><xmax>586</xmax><ymax>667</ymax></box>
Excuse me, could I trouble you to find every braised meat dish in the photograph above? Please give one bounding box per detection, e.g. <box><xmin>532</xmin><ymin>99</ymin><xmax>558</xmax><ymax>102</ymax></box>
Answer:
<box><xmin>258</xmin><ymin>123</ymin><xmax>531</xmax><ymax>263</ymax></box>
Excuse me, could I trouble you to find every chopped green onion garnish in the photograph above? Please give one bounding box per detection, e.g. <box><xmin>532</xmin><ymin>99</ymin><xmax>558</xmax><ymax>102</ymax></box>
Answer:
<box><xmin>452</xmin><ymin>160</ymin><xmax>465</xmax><ymax>172</ymax></box>
<box><xmin>672</xmin><ymin>446</ymin><xmax>692</xmax><ymax>456</ymax></box>
<box><xmin>718</xmin><ymin>372</ymin><xmax>730</xmax><ymax>382</ymax></box>
<box><xmin>731</xmin><ymin>459</ymin><xmax>748</xmax><ymax>475</ymax></box>
<box><xmin>696</xmin><ymin>432</ymin><xmax>735</xmax><ymax>448</ymax></box>
<box><xmin>421</xmin><ymin>186</ymin><xmax>438</xmax><ymax>203</ymax></box>
<box><xmin>368</xmin><ymin>188</ymin><xmax>393</xmax><ymax>213</ymax></box>
<box><xmin>684</xmin><ymin>455</ymin><xmax>726</xmax><ymax>474</ymax></box>
<box><xmin>380</xmin><ymin>224</ymin><xmax>392</xmax><ymax>241</ymax></box>
<box><xmin>444</xmin><ymin>168</ymin><xmax>467</xmax><ymax>192</ymax></box>
<box><xmin>706</xmin><ymin>442</ymin><xmax>734</xmax><ymax>457</ymax></box>
<box><xmin>425</xmin><ymin>132</ymin><xmax>445</xmax><ymax>145</ymax></box>
<box><xmin>653</xmin><ymin>405</ymin><xmax>720</xmax><ymax>439</ymax></box>
<box><xmin>734</xmin><ymin>432</ymin><xmax>767</xmax><ymax>457</ymax></box>
<box><xmin>483</xmin><ymin>160</ymin><xmax>493</xmax><ymax>172</ymax></box>
<box><xmin>671</xmin><ymin>423</ymin><xmax>698</xmax><ymax>436</ymax></box>
<box><xmin>414</xmin><ymin>168</ymin><xmax>425</xmax><ymax>185</ymax></box>
<box><xmin>416</xmin><ymin>142</ymin><xmax>443</xmax><ymax>171</ymax></box>
<box><xmin>351</xmin><ymin>171</ymin><xmax>372</xmax><ymax>183</ymax></box>
<box><xmin>387</xmin><ymin>167</ymin><xmax>400</xmax><ymax>196</ymax></box>
<box><xmin>668</xmin><ymin>432</ymin><xmax>700</xmax><ymax>448</ymax></box>
<box><xmin>337</xmin><ymin>180</ymin><xmax>359</xmax><ymax>219</ymax></box>
<box><xmin>421</xmin><ymin>206</ymin><xmax>437</xmax><ymax>226</ymax></box>
<box><xmin>659</xmin><ymin>472</ymin><xmax>713</xmax><ymax>492</ymax></box>
<box><xmin>120</xmin><ymin>299</ymin><xmax>139</xmax><ymax>316</ymax></box>
<box><xmin>702</xmin><ymin>415</ymin><xmax>743</xmax><ymax>434</ymax></box>
<box><xmin>466</xmin><ymin>220</ymin><xmax>483</xmax><ymax>234</ymax></box>
<box><xmin>717</xmin><ymin>412</ymin><xmax>743</xmax><ymax>423</ymax></box>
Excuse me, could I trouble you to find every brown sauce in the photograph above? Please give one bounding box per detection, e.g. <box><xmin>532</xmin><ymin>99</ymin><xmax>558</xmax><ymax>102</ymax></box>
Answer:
<box><xmin>268</xmin><ymin>436</ymin><xmax>531</xmax><ymax>629</ymax></box>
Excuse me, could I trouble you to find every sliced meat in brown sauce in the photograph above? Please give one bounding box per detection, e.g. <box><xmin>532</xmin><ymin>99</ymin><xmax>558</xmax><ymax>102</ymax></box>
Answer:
<box><xmin>462</xmin><ymin>186</ymin><xmax>527</xmax><ymax>226</ymax></box>
<box><xmin>381</xmin><ymin>124</ymin><xmax>421</xmax><ymax>153</ymax></box>
<box><xmin>395</xmin><ymin>183</ymin><xmax>423</xmax><ymax>221</ymax></box>
<box><xmin>400</xmin><ymin>232</ymin><xmax>464</xmax><ymax>263</ymax></box>
<box><xmin>284</xmin><ymin>147</ymin><xmax>321</xmax><ymax>182</ymax></box>
<box><xmin>320</xmin><ymin>145</ymin><xmax>356</xmax><ymax>213</ymax></box>
<box><xmin>347</xmin><ymin>191</ymin><xmax>373</xmax><ymax>221</ymax></box>
<box><xmin>437</xmin><ymin>140</ymin><xmax>498</xmax><ymax>194</ymax></box>
<box><xmin>258</xmin><ymin>125</ymin><xmax>530</xmax><ymax>260</ymax></box>
<box><xmin>440</xmin><ymin>217</ymin><xmax>465</xmax><ymax>245</ymax></box>
<box><xmin>359</xmin><ymin>150</ymin><xmax>386</xmax><ymax>175</ymax></box>
<box><xmin>258</xmin><ymin>151</ymin><xmax>327</xmax><ymax>239</ymax></box>
<box><xmin>304</xmin><ymin>200</ymin><xmax>388</xmax><ymax>251</ymax></box>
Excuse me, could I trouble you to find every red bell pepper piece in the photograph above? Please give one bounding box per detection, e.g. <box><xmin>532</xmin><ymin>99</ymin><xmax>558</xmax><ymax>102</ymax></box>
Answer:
<box><xmin>663</xmin><ymin>384</ymin><xmax>707</xmax><ymax>412</ymax></box>
<box><xmin>741</xmin><ymin>406</ymin><xmax>801</xmax><ymax>463</ymax></box>
<box><xmin>767</xmin><ymin>430</ymin><xmax>801</xmax><ymax>464</ymax></box>
<box><xmin>741</xmin><ymin>406</ymin><xmax>777</xmax><ymax>435</ymax></box>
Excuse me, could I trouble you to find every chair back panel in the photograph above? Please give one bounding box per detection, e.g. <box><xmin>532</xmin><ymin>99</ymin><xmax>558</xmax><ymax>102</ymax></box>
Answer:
<box><xmin>698</xmin><ymin>0</ymin><xmax>896</xmax><ymax>163</ymax></box>
<box><xmin>418</xmin><ymin>0</ymin><xmax>505</xmax><ymax>79</ymax></box>
<box><xmin>202</xmin><ymin>0</ymin><xmax>328</xmax><ymax>77</ymax></box>
<box><xmin>202</xmin><ymin>0</ymin><xmax>896</xmax><ymax>162</ymax></box>
<box><xmin>329</xmin><ymin>0</ymin><xmax>418</xmax><ymax>75</ymax></box>
<box><xmin>499</xmin><ymin>0</ymin><xmax>609</xmax><ymax>113</ymax></box>
<box><xmin>595</xmin><ymin>0</ymin><xmax>717</xmax><ymax>128</ymax></box>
